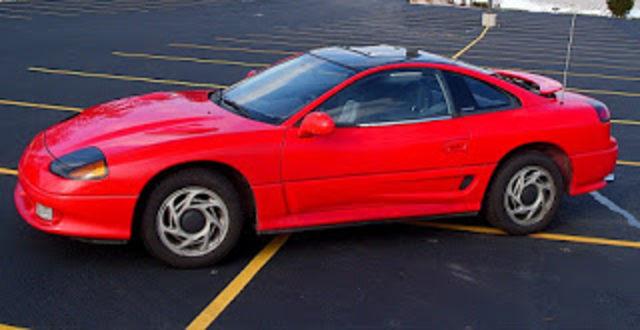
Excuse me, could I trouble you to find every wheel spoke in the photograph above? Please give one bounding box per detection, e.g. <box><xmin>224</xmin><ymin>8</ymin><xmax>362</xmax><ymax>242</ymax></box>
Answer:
<box><xmin>163</xmin><ymin>226</ymin><xmax>187</xmax><ymax>239</ymax></box>
<box><xmin>193</xmin><ymin>199</ymin><xmax>224</xmax><ymax>209</ymax></box>
<box><xmin>176</xmin><ymin>235</ymin><xmax>197</xmax><ymax>249</ymax></box>
<box><xmin>175</xmin><ymin>190</ymin><xmax>198</xmax><ymax>215</ymax></box>
<box><xmin>204</xmin><ymin>209</ymin><xmax>223</xmax><ymax>230</ymax></box>
<box><xmin>166</xmin><ymin>204</ymin><xmax>180</xmax><ymax>229</ymax></box>
<box><xmin>507</xmin><ymin>190</ymin><xmax>521</xmax><ymax>204</ymax></box>
<box><xmin>513</xmin><ymin>173</ymin><xmax>525</xmax><ymax>196</ymax></box>
<box><xmin>523</xmin><ymin>197</ymin><xmax>544</xmax><ymax>221</ymax></box>
<box><xmin>199</xmin><ymin>227</ymin><xmax>215</xmax><ymax>251</ymax></box>
<box><xmin>536</xmin><ymin>181</ymin><xmax>554</xmax><ymax>193</ymax></box>
<box><xmin>512</xmin><ymin>205</ymin><xmax>529</xmax><ymax>214</ymax></box>
<box><xmin>523</xmin><ymin>171</ymin><xmax>542</xmax><ymax>186</ymax></box>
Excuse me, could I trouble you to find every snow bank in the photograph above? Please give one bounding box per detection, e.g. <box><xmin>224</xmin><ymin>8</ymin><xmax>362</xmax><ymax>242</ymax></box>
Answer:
<box><xmin>497</xmin><ymin>0</ymin><xmax>640</xmax><ymax>18</ymax></box>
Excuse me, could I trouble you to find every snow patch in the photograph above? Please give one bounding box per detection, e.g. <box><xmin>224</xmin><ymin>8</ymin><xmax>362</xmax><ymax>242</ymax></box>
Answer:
<box><xmin>498</xmin><ymin>0</ymin><xmax>640</xmax><ymax>18</ymax></box>
<box><xmin>430</xmin><ymin>0</ymin><xmax>640</xmax><ymax>18</ymax></box>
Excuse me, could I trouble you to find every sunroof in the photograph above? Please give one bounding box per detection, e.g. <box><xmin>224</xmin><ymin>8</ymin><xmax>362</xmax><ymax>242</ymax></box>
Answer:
<box><xmin>348</xmin><ymin>45</ymin><xmax>406</xmax><ymax>57</ymax></box>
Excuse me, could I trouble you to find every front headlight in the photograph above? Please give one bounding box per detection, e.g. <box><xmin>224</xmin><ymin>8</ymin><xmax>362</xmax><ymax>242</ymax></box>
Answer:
<box><xmin>49</xmin><ymin>147</ymin><xmax>108</xmax><ymax>180</ymax></box>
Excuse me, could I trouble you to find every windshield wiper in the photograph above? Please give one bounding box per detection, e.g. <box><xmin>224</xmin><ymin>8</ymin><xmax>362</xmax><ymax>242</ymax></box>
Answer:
<box><xmin>210</xmin><ymin>89</ymin><xmax>223</xmax><ymax>103</ymax></box>
<box><xmin>221</xmin><ymin>97</ymin><xmax>253</xmax><ymax>119</ymax></box>
<box><xmin>211</xmin><ymin>90</ymin><xmax>281</xmax><ymax>124</ymax></box>
<box><xmin>210</xmin><ymin>89</ymin><xmax>252</xmax><ymax>118</ymax></box>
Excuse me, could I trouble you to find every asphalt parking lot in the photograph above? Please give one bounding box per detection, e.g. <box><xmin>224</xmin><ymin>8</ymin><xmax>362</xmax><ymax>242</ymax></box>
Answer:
<box><xmin>1</xmin><ymin>0</ymin><xmax>640</xmax><ymax>328</ymax></box>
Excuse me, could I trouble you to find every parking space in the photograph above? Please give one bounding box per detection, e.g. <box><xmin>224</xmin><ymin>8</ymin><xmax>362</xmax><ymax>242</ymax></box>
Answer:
<box><xmin>1</xmin><ymin>0</ymin><xmax>639</xmax><ymax>328</ymax></box>
<box><xmin>215</xmin><ymin>224</ymin><xmax>640</xmax><ymax>329</ymax></box>
<box><xmin>0</xmin><ymin>172</ymin><xmax>271</xmax><ymax>328</ymax></box>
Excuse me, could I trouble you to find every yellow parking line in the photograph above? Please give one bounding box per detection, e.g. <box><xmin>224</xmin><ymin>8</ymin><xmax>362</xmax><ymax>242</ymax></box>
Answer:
<box><xmin>242</xmin><ymin>32</ymin><xmax>460</xmax><ymax>54</ymax></box>
<box><xmin>0</xmin><ymin>12</ymin><xmax>30</xmax><ymax>19</ymax></box>
<box><xmin>0</xmin><ymin>6</ymin><xmax>78</xmax><ymax>17</ymax></box>
<box><xmin>473</xmin><ymin>36</ymin><xmax>640</xmax><ymax>57</ymax></box>
<box><xmin>465</xmin><ymin>54</ymin><xmax>640</xmax><ymax>72</ymax></box>
<box><xmin>166</xmin><ymin>43</ymin><xmax>640</xmax><ymax>80</ymax></box>
<box><xmin>168</xmin><ymin>43</ymin><xmax>640</xmax><ymax>82</ymax></box>
<box><xmin>187</xmin><ymin>234</ymin><xmax>290</xmax><ymax>329</ymax></box>
<box><xmin>264</xmin><ymin>28</ymin><xmax>640</xmax><ymax>65</ymax></box>
<box><xmin>612</xmin><ymin>119</ymin><xmax>640</xmax><ymax>126</ymax></box>
<box><xmin>505</xmin><ymin>67</ymin><xmax>640</xmax><ymax>82</ymax></box>
<box><xmin>185</xmin><ymin>26</ymin><xmax>495</xmax><ymax>329</ymax></box>
<box><xmin>216</xmin><ymin>36</ymin><xmax>319</xmax><ymax>48</ymax></box>
<box><xmin>250</xmin><ymin>30</ymin><xmax>464</xmax><ymax>49</ymax></box>
<box><xmin>530</xmin><ymin>232</ymin><xmax>640</xmax><ymax>249</ymax></box>
<box><xmin>0</xmin><ymin>167</ymin><xmax>18</xmax><ymax>176</ymax></box>
<box><xmin>490</xmin><ymin>31</ymin><xmax>640</xmax><ymax>50</ymax></box>
<box><xmin>452</xmin><ymin>26</ymin><xmax>490</xmax><ymax>60</ymax></box>
<box><xmin>28</xmin><ymin>66</ymin><xmax>227</xmax><ymax>89</ymax></box>
<box><xmin>0</xmin><ymin>323</ymin><xmax>26</xmax><ymax>330</ymax></box>
<box><xmin>18</xmin><ymin>2</ymin><xmax>119</xmax><ymax>14</ymax></box>
<box><xmin>112</xmin><ymin>51</ymin><xmax>270</xmax><ymax>68</ymax></box>
<box><xmin>169</xmin><ymin>43</ymin><xmax>298</xmax><ymax>55</ymax></box>
<box><xmin>458</xmin><ymin>43</ymin><xmax>640</xmax><ymax>68</ymax></box>
<box><xmin>618</xmin><ymin>160</ymin><xmax>640</xmax><ymax>167</ymax></box>
<box><xmin>413</xmin><ymin>222</ymin><xmax>640</xmax><ymax>249</ymax></box>
<box><xmin>3</xmin><ymin>98</ymin><xmax>639</xmax><ymax>128</ymax></box>
<box><xmin>569</xmin><ymin>88</ymin><xmax>640</xmax><ymax>98</ymax></box>
<box><xmin>0</xmin><ymin>99</ymin><xmax>82</xmax><ymax>112</ymax></box>
<box><xmin>51</xmin><ymin>0</ymin><xmax>186</xmax><ymax>12</ymax></box>
<box><xmin>416</xmin><ymin>222</ymin><xmax>505</xmax><ymax>235</ymax></box>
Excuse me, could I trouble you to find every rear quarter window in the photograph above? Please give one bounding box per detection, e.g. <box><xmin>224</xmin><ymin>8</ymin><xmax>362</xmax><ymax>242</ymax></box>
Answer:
<box><xmin>444</xmin><ymin>72</ymin><xmax>519</xmax><ymax>114</ymax></box>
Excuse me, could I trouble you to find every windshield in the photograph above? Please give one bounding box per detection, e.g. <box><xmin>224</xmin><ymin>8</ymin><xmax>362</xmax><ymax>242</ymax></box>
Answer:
<box><xmin>218</xmin><ymin>54</ymin><xmax>355</xmax><ymax>124</ymax></box>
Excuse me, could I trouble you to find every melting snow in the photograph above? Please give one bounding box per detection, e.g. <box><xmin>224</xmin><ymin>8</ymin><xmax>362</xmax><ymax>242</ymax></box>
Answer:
<box><xmin>497</xmin><ymin>0</ymin><xmax>640</xmax><ymax>18</ymax></box>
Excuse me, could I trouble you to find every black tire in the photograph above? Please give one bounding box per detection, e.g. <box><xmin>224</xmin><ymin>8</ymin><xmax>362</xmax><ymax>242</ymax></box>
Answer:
<box><xmin>140</xmin><ymin>168</ymin><xmax>245</xmax><ymax>268</ymax></box>
<box><xmin>483</xmin><ymin>151</ymin><xmax>564</xmax><ymax>235</ymax></box>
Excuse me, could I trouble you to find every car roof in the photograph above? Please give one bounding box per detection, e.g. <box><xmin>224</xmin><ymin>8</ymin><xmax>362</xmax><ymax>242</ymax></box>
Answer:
<box><xmin>310</xmin><ymin>44</ymin><xmax>493</xmax><ymax>74</ymax></box>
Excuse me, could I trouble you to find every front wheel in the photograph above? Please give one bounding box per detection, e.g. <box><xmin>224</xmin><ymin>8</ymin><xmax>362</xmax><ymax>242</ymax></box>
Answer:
<box><xmin>140</xmin><ymin>169</ymin><xmax>245</xmax><ymax>268</ymax></box>
<box><xmin>484</xmin><ymin>151</ymin><xmax>564</xmax><ymax>235</ymax></box>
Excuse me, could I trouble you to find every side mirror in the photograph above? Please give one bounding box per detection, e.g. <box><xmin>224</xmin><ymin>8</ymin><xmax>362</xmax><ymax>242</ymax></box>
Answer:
<box><xmin>246</xmin><ymin>69</ymin><xmax>258</xmax><ymax>78</ymax></box>
<box><xmin>298</xmin><ymin>112</ymin><xmax>335</xmax><ymax>138</ymax></box>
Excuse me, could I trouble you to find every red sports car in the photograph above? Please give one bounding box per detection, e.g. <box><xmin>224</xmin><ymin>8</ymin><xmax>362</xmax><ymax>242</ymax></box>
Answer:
<box><xmin>15</xmin><ymin>45</ymin><xmax>617</xmax><ymax>267</ymax></box>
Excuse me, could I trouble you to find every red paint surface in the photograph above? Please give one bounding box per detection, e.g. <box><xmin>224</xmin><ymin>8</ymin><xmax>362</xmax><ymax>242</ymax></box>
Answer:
<box><xmin>15</xmin><ymin>63</ymin><xmax>618</xmax><ymax>239</ymax></box>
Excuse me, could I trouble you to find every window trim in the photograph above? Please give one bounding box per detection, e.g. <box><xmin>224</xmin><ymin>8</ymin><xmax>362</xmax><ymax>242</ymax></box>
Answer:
<box><xmin>435</xmin><ymin>70</ymin><xmax>457</xmax><ymax>117</ymax></box>
<box><xmin>442</xmin><ymin>70</ymin><xmax>522</xmax><ymax>116</ymax></box>
<box><xmin>356</xmin><ymin>115</ymin><xmax>453</xmax><ymax>128</ymax></box>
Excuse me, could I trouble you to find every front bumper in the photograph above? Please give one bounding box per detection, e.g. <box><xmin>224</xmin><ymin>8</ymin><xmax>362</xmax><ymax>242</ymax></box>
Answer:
<box><xmin>14</xmin><ymin>177</ymin><xmax>137</xmax><ymax>240</ymax></box>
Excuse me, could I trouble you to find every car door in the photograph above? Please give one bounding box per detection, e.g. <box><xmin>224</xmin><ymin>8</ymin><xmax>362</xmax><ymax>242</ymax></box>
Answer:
<box><xmin>441</xmin><ymin>70</ymin><xmax>524</xmax><ymax>165</ymax></box>
<box><xmin>280</xmin><ymin>68</ymin><xmax>473</xmax><ymax>227</ymax></box>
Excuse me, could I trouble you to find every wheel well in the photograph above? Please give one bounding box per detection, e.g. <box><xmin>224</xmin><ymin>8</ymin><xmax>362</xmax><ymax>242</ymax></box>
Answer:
<box><xmin>489</xmin><ymin>143</ymin><xmax>572</xmax><ymax>194</ymax></box>
<box><xmin>131</xmin><ymin>161</ymin><xmax>256</xmax><ymax>240</ymax></box>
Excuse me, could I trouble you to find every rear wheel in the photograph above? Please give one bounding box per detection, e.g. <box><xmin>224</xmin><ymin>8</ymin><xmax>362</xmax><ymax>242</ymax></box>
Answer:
<box><xmin>484</xmin><ymin>152</ymin><xmax>564</xmax><ymax>234</ymax></box>
<box><xmin>140</xmin><ymin>169</ymin><xmax>245</xmax><ymax>268</ymax></box>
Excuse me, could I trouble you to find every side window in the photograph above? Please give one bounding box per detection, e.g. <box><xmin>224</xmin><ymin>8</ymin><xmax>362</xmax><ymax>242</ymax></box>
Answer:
<box><xmin>443</xmin><ymin>71</ymin><xmax>518</xmax><ymax>114</ymax></box>
<box><xmin>318</xmin><ymin>69</ymin><xmax>452</xmax><ymax>126</ymax></box>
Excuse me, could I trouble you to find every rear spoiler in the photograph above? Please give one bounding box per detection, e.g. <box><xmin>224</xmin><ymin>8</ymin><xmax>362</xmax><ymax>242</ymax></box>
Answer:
<box><xmin>495</xmin><ymin>69</ymin><xmax>563</xmax><ymax>96</ymax></box>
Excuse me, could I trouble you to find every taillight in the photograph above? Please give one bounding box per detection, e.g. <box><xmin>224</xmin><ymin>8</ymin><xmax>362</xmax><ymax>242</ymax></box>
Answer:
<box><xmin>591</xmin><ymin>101</ymin><xmax>611</xmax><ymax>123</ymax></box>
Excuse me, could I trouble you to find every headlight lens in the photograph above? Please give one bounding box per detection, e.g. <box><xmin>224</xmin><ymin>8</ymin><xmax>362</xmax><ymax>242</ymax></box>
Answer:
<box><xmin>49</xmin><ymin>147</ymin><xmax>108</xmax><ymax>180</ymax></box>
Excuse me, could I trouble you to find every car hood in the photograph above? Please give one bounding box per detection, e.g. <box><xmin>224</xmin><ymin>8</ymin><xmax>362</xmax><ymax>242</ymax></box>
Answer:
<box><xmin>44</xmin><ymin>90</ymin><xmax>271</xmax><ymax>157</ymax></box>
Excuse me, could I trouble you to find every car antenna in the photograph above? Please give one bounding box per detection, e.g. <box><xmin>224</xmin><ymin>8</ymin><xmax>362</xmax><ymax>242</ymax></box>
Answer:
<box><xmin>560</xmin><ymin>11</ymin><xmax>577</xmax><ymax>105</ymax></box>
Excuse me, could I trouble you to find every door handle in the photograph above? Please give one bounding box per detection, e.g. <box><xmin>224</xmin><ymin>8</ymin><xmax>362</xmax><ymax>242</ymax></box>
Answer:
<box><xmin>444</xmin><ymin>140</ymin><xmax>469</xmax><ymax>153</ymax></box>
